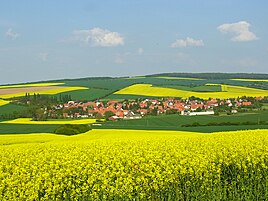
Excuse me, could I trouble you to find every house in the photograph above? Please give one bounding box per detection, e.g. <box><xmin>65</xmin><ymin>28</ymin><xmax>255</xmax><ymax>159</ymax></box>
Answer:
<box><xmin>150</xmin><ymin>100</ymin><xmax>158</xmax><ymax>105</ymax></box>
<box><xmin>74</xmin><ymin>113</ymin><xmax>81</xmax><ymax>118</ymax></box>
<box><xmin>231</xmin><ymin>110</ymin><xmax>238</xmax><ymax>114</ymax></box>
<box><xmin>186</xmin><ymin>111</ymin><xmax>215</xmax><ymax>116</ymax></box>
<box><xmin>242</xmin><ymin>101</ymin><xmax>252</xmax><ymax>106</ymax></box>
<box><xmin>173</xmin><ymin>103</ymin><xmax>185</xmax><ymax>111</ymax></box>
<box><xmin>206</xmin><ymin>99</ymin><xmax>218</xmax><ymax>107</ymax></box>
<box><xmin>109</xmin><ymin>116</ymin><xmax>120</xmax><ymax>121</ymax></box>
<box><xmin>115</xmin><ymin>111</ymin><xmax>125</xmax><ymax>118</ymax></box>
<box><xmin>137</xmin><ymin>109</ymin><xmax>148</xmax><ymax>116</ymax></box>
<box><xmin>124</xmin><ymin>111</ymin><xmax>142</xmax><ymax>120</ymax></box>
<box><xmin>157</xmin><ymin>106</ymin><xmax>164</xmax><ymax>113</ymax></box>
<box><xmin>190</xmin><ymin>103</ymin><xmax>204</xmax><ymax>111</ymax></box>
<box><xmin>80</xmin><ymin>114</ymin><xmax>89</xmax><ymax>118</ymax></box>
<box><xmin>63</xmin><ymin>113</ymin><xmax>69</xmax><ymax>118</ymax></box>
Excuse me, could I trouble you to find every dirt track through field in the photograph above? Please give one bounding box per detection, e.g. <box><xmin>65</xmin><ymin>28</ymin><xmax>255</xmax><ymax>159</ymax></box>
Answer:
<box><xmin>0</xmin><ymin>86</ymin><xmax>68</xmax><ymax>95</ymax></box>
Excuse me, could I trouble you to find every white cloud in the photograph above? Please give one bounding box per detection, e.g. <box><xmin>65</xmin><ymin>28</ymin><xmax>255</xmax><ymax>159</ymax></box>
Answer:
<box><xmin>217</xmin><ymin>21</ymin><xmax>258</xmax><ymax>42</ymax></box>
<box><xmin>38</xmin><ymin>53</ymin><xmax>48</xmax><ymax>62</ymax></box>
<box><xmin>138</xmin><ymin>48</ymin><xmax>144</xmax><ymax>55</ymax></box>
<box><xmin>5</xmin><ymin>28</ymin><xmax>19</xmax><ymax>40</ymax></box>
<box><xmin>71</xmin><ymin>27</ymin><xmax>124</xmax><ymax>47</ymax></box>
<box><xmin>171</xmin><ymin>37</ymin><xmax>204</xmax><ymax>48</ymax></box>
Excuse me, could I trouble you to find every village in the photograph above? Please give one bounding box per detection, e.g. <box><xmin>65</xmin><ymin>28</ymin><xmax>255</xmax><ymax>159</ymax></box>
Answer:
<box><xmin>48</xmin><ymin>97</ymin><xmax>258</xmax><ymax>121</ymax></box>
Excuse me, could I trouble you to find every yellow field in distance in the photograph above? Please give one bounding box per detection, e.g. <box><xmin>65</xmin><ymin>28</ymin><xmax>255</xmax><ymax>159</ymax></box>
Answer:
<box><xmin>0</xmin><ymin>118</ymin><xmax>97</xmax><ymax>125</ymax></box>
<box><xmin>115</xmin><ymin>84</ymin><xmax>268</xmax><ymax>99</ymax></box>
<box><xmin>0</xmin><ymin>99</ymin><xmax>10</xmax><ymax>106</ymax></box>
<box><xmin>0</xmin><ymin>82</ymin><xmax>64</xmax><ymax>89</ymax></box>
<box><xmin>0</xmin><ymin>86</ymin><xmax>88</xmax><ymax>99</ymax></box>
<box><xmin>231</xmin><ymin>79</ymin><xmax>268</xmax><ymax>82</ymax></box>
<box><xmin>0</xmin><ymin>129</ymin><xmax>197</xmax><ymax>145</ymax></box>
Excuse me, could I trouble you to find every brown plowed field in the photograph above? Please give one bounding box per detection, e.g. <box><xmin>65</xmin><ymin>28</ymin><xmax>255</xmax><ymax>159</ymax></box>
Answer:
<box><xmin>0</xmin><ymin>86</ymin><xmax>68</xmax><ymax>95</ymax></box>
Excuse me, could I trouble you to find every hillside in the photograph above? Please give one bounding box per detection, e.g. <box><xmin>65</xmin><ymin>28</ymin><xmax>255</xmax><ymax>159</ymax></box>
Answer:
<box><xmin>146</xmin><ymin>72</ymin><xmax>268</xmax><ymax>80</ymax></box>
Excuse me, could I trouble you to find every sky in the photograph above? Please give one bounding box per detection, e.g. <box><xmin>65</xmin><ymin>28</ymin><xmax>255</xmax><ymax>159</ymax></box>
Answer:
<box><xmin>0</xmin><ymin>0</ymin><xmax>268</xmax><ymax>84</ymax></box>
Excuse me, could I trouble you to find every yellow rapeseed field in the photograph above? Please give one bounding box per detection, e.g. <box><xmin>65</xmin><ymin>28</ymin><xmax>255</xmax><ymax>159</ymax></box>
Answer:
<box><xmin>0</xmin><ymin>86</ymin><xmax>88</xmax><ymax>99</ymax></box>
<box><xmin>0</xmin><ymin>118</ymin><xmax>97</xmax><ymax>125</ymax></box>
<box><xmin>231</xmin><ymin>78</ymin><xmax>268</xmax><ymax>82</ymax></box>
<box><xmin>115</xmin><ymin>84</ymin><xmax>268</xmax><ymax>99</ymax></box>
<box><xmin>0</xmin><ymin>99</ymin><xmax>10</xmax><ymax>107</ymax></box>
<box><xmin>0</xmin><ymin>82</ymin><xmax>64</xmax><ymax>89</ymax></box>
<box><xmin>0</xmin><ymin>129</ymin><xmax>267</xmax><ymax>200</ymax></box>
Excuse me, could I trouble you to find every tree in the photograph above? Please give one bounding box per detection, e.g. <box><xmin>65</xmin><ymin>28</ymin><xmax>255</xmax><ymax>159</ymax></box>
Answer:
<box><xmin>196</xmin><ymin>107</ymin><xmax>202</xmax><ymax>112</ymax></box>
<box><xmin>150</xmin><ymin>108</ymin><xmax>158</xmax><ymax>116</ymax></box>
<box><xmin>95</xmin><ymin>112</ymin><xmax>103</xmax><ymax>119</ymax></box>
<box><xmin>104</xmin><ymin>111</ymin><xmax>115</xmax><ymax>120</ymax></box>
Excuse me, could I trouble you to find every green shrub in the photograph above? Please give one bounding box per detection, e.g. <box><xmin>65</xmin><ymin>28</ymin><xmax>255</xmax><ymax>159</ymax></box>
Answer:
<box><xmin>54</xmin><ymin>124</ymin><xmax>91</xmax><ymax>135</ymax></box>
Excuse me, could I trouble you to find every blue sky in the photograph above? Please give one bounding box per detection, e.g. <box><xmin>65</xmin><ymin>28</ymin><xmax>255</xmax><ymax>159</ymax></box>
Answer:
<box><xmin>0</xmin><ymin>0</ymin><xmax>268</xmax><ymax>84</ymax></box>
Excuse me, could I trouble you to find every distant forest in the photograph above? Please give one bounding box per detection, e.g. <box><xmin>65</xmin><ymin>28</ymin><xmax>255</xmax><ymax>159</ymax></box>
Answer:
<box><xmin>3</xmin><ymin>73</ymin><xmax>268</xmax><ymax>87</ymax></box>
<box><xmin>146</xmin><ymin>73</ymin><xmax>268</xmax><ymax>80</ymax></box>
<box><xmin>48</xmin><ymin>72</ymin><xmax>268</xmax><ymax>82</ymax></box>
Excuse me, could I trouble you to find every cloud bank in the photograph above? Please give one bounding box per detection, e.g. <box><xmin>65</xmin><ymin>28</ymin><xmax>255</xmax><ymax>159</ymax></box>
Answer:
<box><xmin>217</xmin><ymin>21</ymin><xmax>258</xmax><ymax>42</ymax></box>
<box><xmin>71</xmin><ymin>27</ymin><xmax>124</xmax><ymax>47</ymax></box>
<box><xmin>5</xmin><ymin>28</ymin><xmax>19</xmax><ymax>40</ymax></box>
<box><xmin>171</xmin><ymin>37</ymin><xmax>204</xmax><ymax>48</ymax></box>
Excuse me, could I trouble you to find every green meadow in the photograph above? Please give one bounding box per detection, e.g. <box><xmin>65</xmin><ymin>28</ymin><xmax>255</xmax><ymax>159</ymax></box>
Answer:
<box><xmin>97</xmin><ymin>111</ymin><xmax>268</xmax><ymax>133</ymax></box>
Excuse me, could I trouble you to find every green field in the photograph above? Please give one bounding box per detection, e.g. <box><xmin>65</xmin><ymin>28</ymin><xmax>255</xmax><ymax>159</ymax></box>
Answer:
<box><xmin>2</xmin><ymin>111</ymin><xmax>268</xmax><ymax>134</ymax></box>
<box><xmin>262</xmin><ymin>103</ymin><xmax>268</xmax><ymax>110</ymax></box>
<box><xmin>96</xmin><ymin>111</ymin><xmax>268</xmax><ymax>132</ymax></box>
<box><xmin>2</xmin><ymin>74</ymin><xmax>268</xmax><ymax>101</ymax></box>
<box><xmin>0</xmin><ymin>103</ymin><xmax>26</xmax><ymax>115</ymax></box>
<box><xmin>0</xmin><ymin>124</ymin><xmax>58</xmax><ymax>134</ymax></box>
<box><xmin>1</xmin><ymin>75</ymin><xmax>268</xmax><ymax>134</ymax></box>
<box><xmin>33</xmin><ymin>76</ymin><xmax>268</xmax><ymax>100</ymax></box>
<box><xmin>55</xmin><ymin>88</ymin><xmax>114</xmax><ymax>101</ymax></box>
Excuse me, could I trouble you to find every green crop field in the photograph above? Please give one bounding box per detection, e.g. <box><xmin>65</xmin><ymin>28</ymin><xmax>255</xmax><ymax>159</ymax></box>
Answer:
<box><xmin>261</xmin><ymin>103</ymin><xmax>268</xmax><ymax>110</ymax></box>
<box><xmin>56</xmin><ymin>77</ymin><xmax>207</xmax><ymax>100</ymax></box>
<box><xmin>18</xmin><ymin>76</ymin><xmax>264</xmax><ymax>101</ymax></box>
<box><xmin>3</xmin><ymin>75</ymin><xmax>268</xmax><ymax>102</ymax></box>
<box><xmin>62</xmin><ymin>78</ymin><xmax>138</xmax><ymax>90</ymax></box>
<box><xmin>0</xmin><ymin>103</ymin><xmax>26</xmax><ymax>115</ymax></box>
<box><xmin>97</xmin><ymin>111</ymin><xmax>268</xmax><ymax>132</ymax></box>
<box><xmin>55</xmin><ymin>88</ymin><xmax>114</xmax><ymax>101</ymax></box>
<box><xmin>0</xmin><ymin>124</ymin><xmax>58</xmax><ymax>134</ymax></box>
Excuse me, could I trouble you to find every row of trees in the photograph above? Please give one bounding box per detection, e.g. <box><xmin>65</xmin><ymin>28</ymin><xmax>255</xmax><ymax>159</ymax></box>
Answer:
<box><xmin>21</xmin><ymin>93</ymin><xmax>72</xmax><ymax>106</ymax></box>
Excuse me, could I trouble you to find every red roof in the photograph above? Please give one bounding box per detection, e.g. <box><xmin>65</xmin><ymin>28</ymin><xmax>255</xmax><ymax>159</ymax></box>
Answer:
<box><xmin>242</xmin><ymin>101</ymin><xmax>252</xmax><ymax>106</ymax></box>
